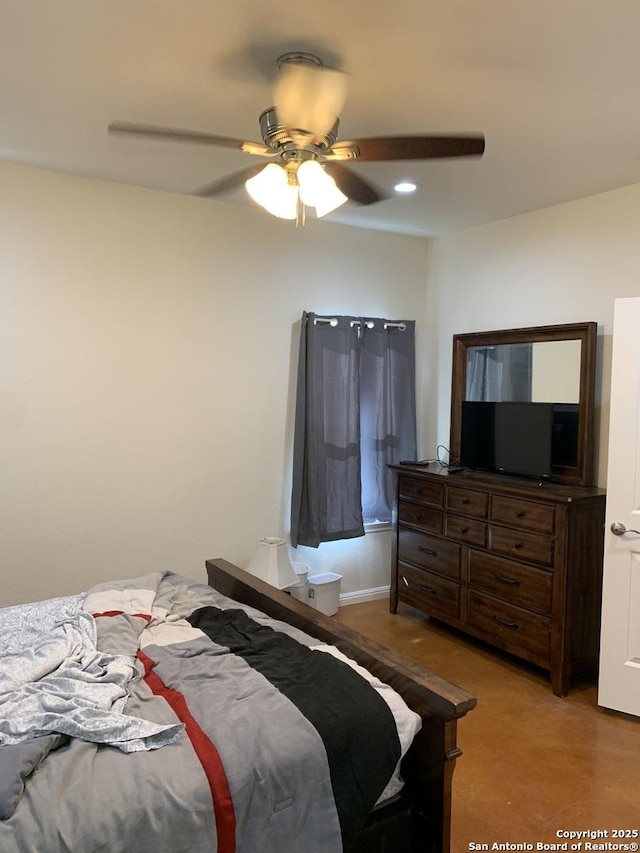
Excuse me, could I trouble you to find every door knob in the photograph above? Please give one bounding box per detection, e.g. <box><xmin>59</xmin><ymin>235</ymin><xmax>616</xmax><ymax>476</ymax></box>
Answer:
<box><xmin>610</xmin><ymin>521</ymin><xmax>640</xmax><ymax>536</ymax></box>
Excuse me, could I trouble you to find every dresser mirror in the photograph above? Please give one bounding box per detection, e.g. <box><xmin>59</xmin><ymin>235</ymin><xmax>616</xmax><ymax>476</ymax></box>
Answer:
<box><xmin>449</xmin><ymin>322</ymin><xmax>597</xmax><ymax>486</ymax></box>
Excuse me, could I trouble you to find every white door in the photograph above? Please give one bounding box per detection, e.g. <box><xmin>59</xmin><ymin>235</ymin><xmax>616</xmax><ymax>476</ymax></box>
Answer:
<box><xmin>598</xmin><ymin>296</ymin><xmax>640</xmax><ymax>716</ymax></box>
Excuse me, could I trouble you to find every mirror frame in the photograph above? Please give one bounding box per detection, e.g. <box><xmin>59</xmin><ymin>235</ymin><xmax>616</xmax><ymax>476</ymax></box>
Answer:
<box><xmin>449</xmin><ymin>322</ymin><xmax>598</xmax><ymax>487</ymax></box>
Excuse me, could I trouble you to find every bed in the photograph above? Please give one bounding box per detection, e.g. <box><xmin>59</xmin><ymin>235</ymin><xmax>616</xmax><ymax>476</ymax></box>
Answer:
<box><xmin>0</xmin><ymin>558</ymin><xmax>476</xmax><ymax>853</ymax></box>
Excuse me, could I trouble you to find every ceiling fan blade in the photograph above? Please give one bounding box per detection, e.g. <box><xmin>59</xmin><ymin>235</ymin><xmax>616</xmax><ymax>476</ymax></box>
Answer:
<box><xmin>322</xmin><ymin>162</ymin><xmax>387</xmax><ymax>206</ymax></box>
<box><xmin>195</xmin><ymin>164</ymin><xmax>267</xmax><ymax>198</ymax></box>
<box><xmin>108</xmin><ymin>121</ymin><xmax>272</xmax><ymax>156</ymax></box>
<box><xmin>274</xmin><ymin>60</ymin><xmax>348</xmax><ymax>142</ymax></box>
<box><xmin>327</xmin><ymin>134</ymin><xmax>485</xmax><ymax>162</ymax></box>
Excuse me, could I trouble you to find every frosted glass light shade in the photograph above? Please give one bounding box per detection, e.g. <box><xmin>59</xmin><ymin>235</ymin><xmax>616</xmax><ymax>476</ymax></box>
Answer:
<box><xmin>297</xmin><ymin>160</ymin><xmax>347</xmax><ymax>217</ymax></box>
<box><xmin>245</xmin><ymin>164</ymin><xmax>298</xmax><ymax>219</ymax></box>
<box><xmin>246</xmin><ymin>537</ymin><xmax>299</xmax><ymax>589</ymax></box>
<box><xmin>245</xmin><ymin>161</ymin><xmax>347</xmax><ymax>221</ymax></box>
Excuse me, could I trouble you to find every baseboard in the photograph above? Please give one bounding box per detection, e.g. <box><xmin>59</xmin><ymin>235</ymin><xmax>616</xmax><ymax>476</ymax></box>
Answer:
<box><xmin>339</xmin><ymin>585</ymin><xmax>390</xmax><ymax>606</ymax></box>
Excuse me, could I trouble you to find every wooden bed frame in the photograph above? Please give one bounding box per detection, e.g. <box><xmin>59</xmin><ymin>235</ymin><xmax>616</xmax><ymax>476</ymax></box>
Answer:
<box><xmin>206</xmin><ymin>558</ymin><xmax>477</xmax><ymax>853</ymax></box>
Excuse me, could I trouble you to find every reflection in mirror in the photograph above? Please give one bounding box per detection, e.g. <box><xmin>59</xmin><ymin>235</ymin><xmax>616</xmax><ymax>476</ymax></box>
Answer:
<box><xmin>465</xmin><ymin>340</ymin><xmax>582</xmax><ymax>403</ymax></box>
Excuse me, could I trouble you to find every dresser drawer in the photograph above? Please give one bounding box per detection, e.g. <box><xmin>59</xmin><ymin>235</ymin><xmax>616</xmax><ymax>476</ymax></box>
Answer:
<box><xmin>398</xmin><ymin>562</ymin><xmax>460</xmax><ymax>620</ymax></box>
<box><xmin>398</xmin><ymin>529</ymin><xmax>461</xmax><ymax>580</ymax></box>
<box><xmin>489</xmin><ymin>525</ymin><xmax>554</xmax><ymax>567</ymax></box>
<box><xmin>398</xmin><ymin>476</ymin><xmax>444</xmax><ymax>507</ymax></box>
<box><xmin>445</xmin><ymin>514</ymin><xmax>487</xmax><ymax>547</ymax></box>
<box><xmin>399</xmin><ymin>500</ymin><xmax>443</xmax><ymax>535</ymax></box>
<box><xmin>491</xmin><ymin>495</ymin><xmax>555</xmax><ymax>534</ymax></box>
<box><xmin>467</xmin><ymin>590</ymin><xmax>551</xmax><ymax>664</ymax></box>
<box><xmin>469</xmin><ymin>550</ymin><xmax>552</xmax><ymax>615</ymax></box>
<box><xmin>446</xmin><ymin>486</ymin><xmax>488</xmax><ymax>518</ymax></box>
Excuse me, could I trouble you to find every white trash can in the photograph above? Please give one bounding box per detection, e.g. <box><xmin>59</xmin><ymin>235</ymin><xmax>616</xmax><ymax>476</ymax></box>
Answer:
<box><xmin>288</xmin><ymin>562</ymin><xmax>309</xmax><ymax>602</ymax></box>
<box><xmin>306</xmin><ymin>572</ymin><xmax>343</xmax><ymax>616</ymax></box>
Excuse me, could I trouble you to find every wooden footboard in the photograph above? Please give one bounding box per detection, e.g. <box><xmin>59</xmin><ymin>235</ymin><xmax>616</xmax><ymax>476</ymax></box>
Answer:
<box><xmin>205</xmin><ymin>558</ymin><xmax>477</xmax><ymax>853</ymax></box>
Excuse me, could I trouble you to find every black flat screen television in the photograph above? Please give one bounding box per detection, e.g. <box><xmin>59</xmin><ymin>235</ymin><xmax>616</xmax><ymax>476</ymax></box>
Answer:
<box><xmin>460</xmin><ymin>401</ymin><xmax>554</xmax><ymax>479</ymax></box>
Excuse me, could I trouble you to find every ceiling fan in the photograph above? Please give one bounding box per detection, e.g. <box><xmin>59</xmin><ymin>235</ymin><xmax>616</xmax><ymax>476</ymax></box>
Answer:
<box><xmin>109</xmin><ymin>52</ymin><xmax>485</xmax><ymax>222</ymax></box>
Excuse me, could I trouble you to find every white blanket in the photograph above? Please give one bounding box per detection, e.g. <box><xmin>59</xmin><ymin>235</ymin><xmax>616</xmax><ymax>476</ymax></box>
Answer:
<box><xmin>0</xmin><ymin>594</ymin><xmax>180</xmax><ymax>751</ymax></box>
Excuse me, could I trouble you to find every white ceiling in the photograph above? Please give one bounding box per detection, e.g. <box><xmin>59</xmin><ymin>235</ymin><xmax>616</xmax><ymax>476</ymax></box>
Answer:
<box><xmin>3</xmin><ymin>1</ymin><xmax>640</xmax><ymax>237</ymax></box>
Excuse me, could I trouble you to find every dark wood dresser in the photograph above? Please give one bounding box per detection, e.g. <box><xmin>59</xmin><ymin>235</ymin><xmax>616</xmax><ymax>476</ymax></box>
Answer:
<box><xmin>389</xmin><ymin>463</ymin><xmax>606</xmax><ymax>696</ymax></box>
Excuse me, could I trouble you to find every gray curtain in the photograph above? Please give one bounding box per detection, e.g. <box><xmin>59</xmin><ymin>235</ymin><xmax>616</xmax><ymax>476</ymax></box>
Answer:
<box><xmin>360</xmin><ymin>318</ymin><xmax>416</xmax><ymax>524</ymax></box>
<box><xmin>290</xmin><ymin>312</ymin><xmax>416</xmax><ymax>548</ymax></box>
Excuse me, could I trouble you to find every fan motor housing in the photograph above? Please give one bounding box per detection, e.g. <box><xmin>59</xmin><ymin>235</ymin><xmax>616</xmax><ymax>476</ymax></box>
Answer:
<box><xmin>259</xmin><ymin>108</ymin><xmax>339</xmax><ymax>152</ymax></box>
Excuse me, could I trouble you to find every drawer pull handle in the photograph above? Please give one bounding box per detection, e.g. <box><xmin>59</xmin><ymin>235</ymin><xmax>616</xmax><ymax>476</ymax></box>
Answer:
<box><xmin>402</xmin><ymin>576</ymin><xmax>409</xmax><ymax>586</ymax></box>
<box><xmin>460</xmin><ymin>527</ymin><xmax>469</xmax><ymax>534</ymax></box>
<box><xmin>516</xmin><ymin>511</ymin><xmax>526</xmax><ymax>518</ymax></box>
<box><xmin>493</xmin><ymin>615</ymin><xmax>519</xmax><ymax>630</ymax></box>
<box><xmin>461</xmin><ymin>498</ymin><xmax>470</xmax><ymax>505</ymax></box>
<box><xmin>418</xmin><ymin>546</ymin><xmax>437</xmax><ymax>556</ymax></box>
<box><xmin>495</xmin><ymin>572</ymin><xmax>521</xmax><ymax>586</ymax></box>
<box><xmin>418</xmin><ymin>583</ymin><xmax>437</xmax><ymax>596</ymax></box>
<box><xmin>514</xmin><ymin>542</ymin><xmax>523</xmax><ymax>550</ymax></box>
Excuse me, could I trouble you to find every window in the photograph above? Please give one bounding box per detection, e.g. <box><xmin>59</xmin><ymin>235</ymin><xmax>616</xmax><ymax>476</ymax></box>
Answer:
<box><xmin>290</xmin><ymin>312</ymin><xmax>416</xmax><ymax>548</ymax></box>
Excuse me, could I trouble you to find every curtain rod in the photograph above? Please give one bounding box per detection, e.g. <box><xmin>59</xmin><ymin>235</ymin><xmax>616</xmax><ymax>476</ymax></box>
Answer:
<box><xmin>313</xmin><ymin>317</ymin><xmax>407</xmax><ymax>331</ymax></box>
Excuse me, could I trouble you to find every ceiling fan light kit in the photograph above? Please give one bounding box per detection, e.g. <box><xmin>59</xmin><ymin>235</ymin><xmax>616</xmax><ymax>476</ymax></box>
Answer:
<box><xmin>108</xmin><ymin>51</ymin><xmax>485</xmax><ymax>226</ymax></box>
<box><xmin>245</xmin><ymin>160</ymin><xmax>348</xmax><ymax>223</ymax></box>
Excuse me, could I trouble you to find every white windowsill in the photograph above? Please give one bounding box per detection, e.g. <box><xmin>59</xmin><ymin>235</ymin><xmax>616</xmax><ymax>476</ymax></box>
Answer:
<box><xmin>364</xmin><ymin>520</ymin><xmax>392</xmax><ymax>533</ymax></box>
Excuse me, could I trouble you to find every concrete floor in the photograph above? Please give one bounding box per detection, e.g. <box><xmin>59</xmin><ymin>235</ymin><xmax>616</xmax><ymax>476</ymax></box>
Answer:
<box><xmin>336</xmin><ymin>598</ymin><xmax>640</xmax><ymax>851</ymax></box>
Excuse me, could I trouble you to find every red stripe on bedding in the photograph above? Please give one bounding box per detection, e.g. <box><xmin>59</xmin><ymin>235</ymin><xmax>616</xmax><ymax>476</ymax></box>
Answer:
<box><xmin>92</xmin><ymin>611</ymin><xmax>153</xmax><ymax>621</ymax></box>
<box><xmin>137</xmin><ymin>649</ymin><xmax>236</xmax><ymax>853</ymax></box>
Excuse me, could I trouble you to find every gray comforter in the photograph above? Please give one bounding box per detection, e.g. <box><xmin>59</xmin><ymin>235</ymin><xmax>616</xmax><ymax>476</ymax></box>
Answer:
<box><xmin>0</xmin><ymin>572</ymin><xmax>421</xmax><ymax>853</ymax></box>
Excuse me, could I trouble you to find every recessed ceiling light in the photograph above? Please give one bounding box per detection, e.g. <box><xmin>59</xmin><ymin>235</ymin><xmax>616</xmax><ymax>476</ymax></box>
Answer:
<box><xmin>393</xmin><ymin>180</ymin><xmax>418</xmax><ymax>194</ymax></box>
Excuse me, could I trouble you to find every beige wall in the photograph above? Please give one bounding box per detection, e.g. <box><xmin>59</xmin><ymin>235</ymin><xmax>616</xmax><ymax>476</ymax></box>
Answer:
<box><xmin>5</xmin><ymin>158</ymin><xmax>640</xmax><ymax>607</ymax></box>
<box><xmin>423</xmin><ymin>181</ymin><xmax>640</xmax><ymax>489</ymax></box>
<box><xmin>0</xmin><ymin>161</ymin><xmax>428</xmax><ymax>606</ymax></box>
